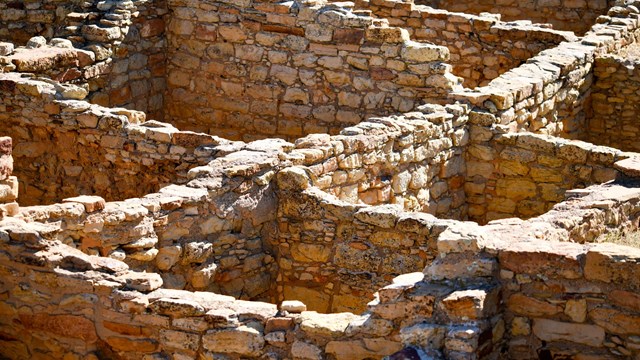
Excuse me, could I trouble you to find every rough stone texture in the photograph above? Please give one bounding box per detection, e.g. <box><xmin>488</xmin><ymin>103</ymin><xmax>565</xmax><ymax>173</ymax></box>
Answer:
<box><xmin>358</xmin><ymin>0</ymin><xmax>576</xmax><ymax>88</ymax></box>
<box><xmin>0</xmin><ymin>73</ymin><xmax>221</xmax><ymax>206</ymax></box>
<box><xmin>163</xmin><ymin>0</ymin><xmax>462</xmax><ymax>141</ymax></box>
<box><xmin>3</xmin><ymin>1</ymin><xmax>640</xmax><ymax>360</ymax></box>
<box><xmin>466</xmin><ymin>128</ymin><xmax>627</xmax><ymax>223</ymax></box>
<box><xmin>590</xmin><ymin>53</ymin><xmax>640</xmax><ymax>152</ymax></box>
<box><xmin>455</xmin><ymin>5</ymin><xmax>640</xmax><ymax>141</ymax></box>
<box><xmin>417</xmin><ymin>0</ymin><xmax>616</xmax><ymax>35</ymax></box>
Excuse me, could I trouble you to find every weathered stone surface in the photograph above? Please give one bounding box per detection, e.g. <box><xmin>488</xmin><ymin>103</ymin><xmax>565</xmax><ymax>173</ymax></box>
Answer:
<box><xmin>532</xmin><ymin>319</ymin><xmax>604</xmax><ymax>347</ymax></box>
<box><xmin>584</xmin><ymin>243</ymin><xmax>640</xmax><ymax>288</ymax></box>
<box><xmin>291</xmin><ymin>340</ymin><xmax>323</xmax><ymax>360</ymax></box>
<box><xmin>202</xmin><ymin>326</ymin><xmax>265</xmax><ymax>356</ymax></box>
<box><xmin>62</xmin><ymin>195</ymin><xmax>106</xmax><ymax>213</ymax></box>
<box><xmin>281</xmin><ymin>300</ymin><xmax>307</xmax><ymax>313</ymax></box>
<box><xmin>299</xmin><ymin>311</ymin><xmax>359</xmax><ymax>337</ymax></box>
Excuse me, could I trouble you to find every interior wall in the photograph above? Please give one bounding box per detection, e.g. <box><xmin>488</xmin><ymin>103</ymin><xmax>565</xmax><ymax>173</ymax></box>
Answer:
<box><xmin>163</xmin><ymin>0</ymin><xmax>462</xmax><ymax>142</ymax></box>
<box><xmin>415</xmin><ymin>0</ymin><xmax>616</xmax><ymax>35</ymax></box>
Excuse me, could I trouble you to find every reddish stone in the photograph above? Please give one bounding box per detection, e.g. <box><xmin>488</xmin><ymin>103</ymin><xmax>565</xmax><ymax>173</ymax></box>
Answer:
<box><xmin>333</xmin><ymin>29</ymin><xmax>365</xmax><ymax>44</ymax></box>
<box><xmin>265</xmin><ymin>317</ymin><xmax>294</xmax><ymax>332</ymax></box>
<box><xmin>172</xmin><ymin>131</ymin><xmax>219</xmax><ymax>148</ymax></box>
<box><xmin>105</xmin><ymin>337</ymin><xmax>158</xmax><ymax>352</ymax></box>
<box><xmin>506</xmin><ymin>293</ymin><xmax>562</xmax><ymax>317</ymax></box>
<box><xmin>370</xmin><ymin>67</ymin><xmax>396</xmax><ymax>80</ymax></box>
<box><xmin>262</xmin><ymin>24</ymin><xmax>304</xmax><ymax>36</ymax></box>
<box><xmin>103</xmin><ymin>321</ymin><xmax>143</xmax><ymax>336</ymax></box>
<box><xmin>195</xmin><ymin>24</ymin><xmax>217</xmax><ymax>41</ymax></box>
<box><xmin>55</xmin><ymin>68</ymin><xmax>83</xmax><ymax>82</ymax></box>
<box><xmin>109</xmin><ymin>86</ymin><xmax>132</xmax><ymax>106</ymax></box>
<box><xmin>140</xmin><ymin>19</ymin><xmax>165</xmax><ymax>38</ymax></box>
<box><xmin>609</xmin><ymin>290</ymin><xmax>640</xmax><ymax>312</ymax></box>
<box><xmin>19</xmin><ymin>314</ymin><xmax>98</xmax><ymax>342</ymax></box>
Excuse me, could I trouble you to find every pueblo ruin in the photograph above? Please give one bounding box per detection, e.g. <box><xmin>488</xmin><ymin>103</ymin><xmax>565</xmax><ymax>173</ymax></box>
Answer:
<box><xmin>2</xmin><ymin>0</ymin><xmax>640</xmax><ymax>359</ymax></box>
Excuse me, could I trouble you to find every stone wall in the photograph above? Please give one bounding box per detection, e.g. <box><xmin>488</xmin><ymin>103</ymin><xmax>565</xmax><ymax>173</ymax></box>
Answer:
<box><xmin>416</xmin><ymin>0</ymin><xmax>616</xmax><ymax>35</ymax></box>
<box><xmin>3</xmin><ymin>178</ymin><xmax>640</xmax><ymax>359</ymax></box>
<box><xmin>466</xmin><ymin>126</ymin><xmax>629</xmax><ymax>223</ymax></box>
<box><xmin>0</xmin><ymin>0</ymin><xmax>167</xmax><ymax>120</ymax></box>
<box><xmin>422</xmin><ymin>179</ymin><xmax>640</xmax><ymax>359</ymax></box>
<box><xmin>589</xmin><ymin>53</ymin><xmax>640</xmax><ymax>152</ymax></box>
<box><xmin>275</xmin><ymin>167</ymin><xmax>437</xmax><ymax>314</ymax></box>
<box><xmin>13</xmin><ymin>134</ymin><xmax>294</xmax><ymax>301</ymax></box>
<box><xmin>163</xmin><ymin>0</ymin><xmax>462</xmax><ymax>141</ymax></box>
<box><xmin>454</xmin><ymin>4</ymin><xmax>640</xmax><ymax>140</ymax></box>
<box><xmin>0</xmin><ymin>0</ymin><xmax>82</xmax><ymax>45</ymax></box>
<box><xmin>0</xmin><ymin>73</ymin><xmax>218</xmax><ymax>206</ymax></box>
<box><xmin>291</xmin><ymin>104</ymin><xmax>468</xmax><ymax>218</ymax></box>
<box><xmin>0</xmin><ymin>136</ymin><xmax>18</xmax><ymax>218</ymax></box>
<box><xmin>358</xmin><ymin>0</ymin><xmax>576</xmax><ymax>88</ymax></box>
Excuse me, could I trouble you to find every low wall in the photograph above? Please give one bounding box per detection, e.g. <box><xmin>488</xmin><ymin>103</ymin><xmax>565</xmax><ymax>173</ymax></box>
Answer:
<box><xmin>164</xmin><ymin>0</ymin><xmax>462</xmax><ymax>141</ymax></box>
<box><xmin>589</xmin><ymin>53</ymin><xmax>640</xmax><ymax>152</ymax></box>
<box><xmin>4</xmin><ymin>177</ymin><xmax>640</xmax><ymax>359</ymax></box>
<box><xmin>0</xmin><ymin>136</ymin><xmax>17</xmax><ymax>217</ymax></box>
<box><xmin>291</xmin><ymin>104</ymin><xmax>468</xmax><ymax>218</ymax></box>
<box><xmin>358</xmin><ymin>0</ymin><xmax>575</xmax><ymax>88</ymax></box>
<box><xmin>466</xmin><ymin>125</ymin><xmax>629</xmax><ymax>223</ymax></box>
<box><xmin>14</xmin><ymin>135</ymin><xmax>293</xmax><ymax>301</ymax></box>
<box><xmin>0</xmin><ymin>0</ymin><xmax>167</xmax><ymax>120</ymax></box>
<box><xmin>0</xmin><ymin>73</ymin><xmax>219</xmax><ymax>206</ymax></box>
<box><xmin>454</xmin><ymin>4</ymin><xmax>640</xmax><ymax>140</ymax></box>
<box><xmin>415</xmin><ymin>0</ymin><xmax>616</xmax><ymax>35</ymax></box>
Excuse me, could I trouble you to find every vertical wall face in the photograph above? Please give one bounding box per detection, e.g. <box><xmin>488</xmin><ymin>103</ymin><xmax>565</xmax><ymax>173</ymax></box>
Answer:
<box><xmin>0</xmin><ymin>74</ymin><xmax>218</xmax><ymax>206</ymax></box>
<box><xmin>0</xmin><ymin>0</ymin><xmax>84</xmax><ymax>45</ymax></box>
<box><xmin>163</xmin><ymin>0</ymin><xmax>461</xmax><ymax>142</ymax></box>
<box><xmin>589</xmin><ymin>54</ymin><xmax>640</xmax><ymax>152</ymax></box>
<box><xmin>357</xmin><ymin>0</ymin><xmax>575</xmax><ymax>88</ymax></box>
<box><xmin>415</xmin><ymin>0</ymin><xmax>615</xmax><ymax>35</ymax></box>
<box><xmin>465</xmin><ymin>127</ymin><xmax>627</xmax><ymax>224</ymax></box>
<box><xmin>0</xmin><ymin>0</ymin><xmax>168</xmax><ymax>120</ymax></box>
<box><xmin>291</xmin><ymin>106</ymin><xmax>469</xmax><ymax>219</ymax></box>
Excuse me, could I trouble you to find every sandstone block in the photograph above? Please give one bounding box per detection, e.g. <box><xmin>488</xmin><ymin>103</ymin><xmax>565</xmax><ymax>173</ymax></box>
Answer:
<box><xmin>0</xmin><ymin>42</ymin><xmax>14</xmax><ymax>56</ymax></box>
<box><xmin>584</xmin><ymin>243</ymin><xmax>640</xmax><ymax>288</ymax></box>
<box><xmin>532</xmin><ymin>319</ymin><xmax>604</xmax><ymax>347</ymax></box>
<box><xmin>0</xmin><ymin>177</ymin><xmax>18</xmax><ymax>202</ymax></box>
<box><xmin>203</xmin><ymin>326</ymin><xmax>265</xmax><ymax>356</ymax></box>
<box><xmin>156</xmin><ymin>245</ymin><xmax>182</xmax><ymax>270</ymax></box>
<box><xmin>148</xmin><ymin>298</ymin><xmax>206</xmax><ymax>317</ymax></box>
<box><xmin>400</xmin><ymin>323</ymin><xmax>446</xmax><ymax>349</ymax></box>
<box><xmin>299</xmin><ymin>311</ymin><xmax>359</xmax><ymax>337</ymax></box>
<box><xmin>507</xmin><ymin>293</ymin><xmax>562</xmax><ymax>317</ymax></box>
<box><xmin>119</xmin><ymin>272</ymin><xmax>163</xmax><ymax>292</ymax></box>
<box><xmin>326</xmin><ymin>339</ymin><xmax>401</xmax><ymax>360</ymax></box>
<box><xmin>441</xmin><ymin>287</ymin><xmax>499</xmax><ymax>321</ymax></box>
<box><xmin>291</xmin><ymin>340</ymin><xmax>323</xmax><ymax>360</ymax></box>
<box><xmin>62</xmin><ymin>195</ymin><xmax>106</xmax><ymax>213</ymax></box>
<box><xmin>281</xmin><ymin>300</ymin><xmax>307</xmax><ymax>313</ymax></box>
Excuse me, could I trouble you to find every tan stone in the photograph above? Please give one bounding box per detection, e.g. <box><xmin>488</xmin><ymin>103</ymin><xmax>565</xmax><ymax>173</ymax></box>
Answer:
<box><xmin>564</xmin><ymin>299</ymin><xmax>587</xmax><ymax>323</ymax></box>
<box><xmin>290</xmin><ymin>243</ymin><xmax>331</xmax><ymax>263</ymax></box>
<box><xmin>202</xmin><ymin>326</ymin><xmax>264</xmax><ymax>356</ymax></box>
<box><xmin>507</xmin><ymin>293</ymin><xmax>562</xmax><ymax>317</ymax></box>
<box><xmin>532</xmin><ymin>319</ymin><xmax>604</xmax><ymax>347</ymax></box>
<box><xmin>283</xmin><ymin>286</ymin><xmax>330</xmax><ymax>313</ymax></box>
<box><xmin>299</xmin><ymin>311</ymin><xmax>359</xmax><ymax>337</ymax></box>
<box><xmin>589</xmin><ymin>308</ymin><xmax>640</xmax><ymax>336</ymax></box>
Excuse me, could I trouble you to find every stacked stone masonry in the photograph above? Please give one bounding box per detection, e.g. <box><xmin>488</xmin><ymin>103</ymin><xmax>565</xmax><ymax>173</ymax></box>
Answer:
<box><xmin>590</xmin><ymin>51</ymin><xmax>640</xmax><ymax>152</ymax></box>
<box><xmin>357</xmin><ymin>0</ymin><xmax>577</xmax><ymax>88</ymax></box>
<box><xmin>416</xmin><ymin>0</ymin><xmax>617</xmax><ymax>35</ymax></box>
<box><xmin>164</xmin><ymin>0</ymin><xmax>462</xmax><ymax>141</ymax></box>
<box><xmin>4</xmin><ymin>0</ymin><xmax>640</xmax><ymax>359</ymax></box>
